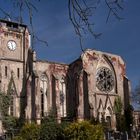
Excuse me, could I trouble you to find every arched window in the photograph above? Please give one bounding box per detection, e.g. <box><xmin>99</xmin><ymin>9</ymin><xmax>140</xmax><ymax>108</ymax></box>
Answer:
<box><xmin>106</xmin><ymin>116</ymin><xmax>111</xmax><ymax>128</ymax></box>
<box><xmin>60</xmin><ymin>77</ymin><xmax>66</xmax><ymax>117</ymax></box>
<box><xmin>105</xmin><ymin>107</ymin><xmax>113</xmax><ymax>128</ymax></box>
<box><xmin>40</xmin><ymin>73</ymin><xmax>48</xmax><ymax>117</ymax></box>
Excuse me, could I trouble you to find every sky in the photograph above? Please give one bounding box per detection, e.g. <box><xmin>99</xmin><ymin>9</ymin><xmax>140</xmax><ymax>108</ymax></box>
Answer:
<box><xmin>0</xmin><ymin>0</ymin><xmax>140</xmax><ymax>91</ymax></box>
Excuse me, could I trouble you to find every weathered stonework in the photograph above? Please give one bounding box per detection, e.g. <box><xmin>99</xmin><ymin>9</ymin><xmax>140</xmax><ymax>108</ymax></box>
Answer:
<box><xmin>0</xmin><ymin>19</ymin><xmax>130</xmax><ymax>130</ymax></box>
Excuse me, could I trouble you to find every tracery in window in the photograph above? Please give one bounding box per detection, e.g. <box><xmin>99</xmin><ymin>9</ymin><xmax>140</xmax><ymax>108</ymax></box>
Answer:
<box><xmin>96</xmin><ymin>67</ymin><xmax>114</xmax><ymax>92</ymax></box>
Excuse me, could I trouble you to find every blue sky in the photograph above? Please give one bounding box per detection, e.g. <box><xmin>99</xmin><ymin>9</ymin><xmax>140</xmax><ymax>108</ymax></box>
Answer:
<box><xmin>0</xmin><ymin>0</ymin><xmax>140</xmax><ymax>91</ymax></box>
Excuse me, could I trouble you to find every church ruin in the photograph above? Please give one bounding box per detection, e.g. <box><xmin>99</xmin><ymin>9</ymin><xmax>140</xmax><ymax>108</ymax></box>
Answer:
<box><xmin>0</xmin><ymin>19</ymin><xmax>131</xmax><ymax>130</ymax></box>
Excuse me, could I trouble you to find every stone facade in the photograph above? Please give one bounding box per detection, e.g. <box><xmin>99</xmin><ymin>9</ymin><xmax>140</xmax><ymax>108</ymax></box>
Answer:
<box><xmin>133</xmin><ymin>111</ymin><xmax>140</xmax><ymax>133</ymax></box>
<box><xmin>0</xmin><ymin>19</ymin><xmax>130</xmax><ymax>129</ymax></box>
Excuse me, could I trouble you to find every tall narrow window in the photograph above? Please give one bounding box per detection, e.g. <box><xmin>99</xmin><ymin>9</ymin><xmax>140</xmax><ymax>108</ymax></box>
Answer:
<box><xmin>60</xmin><ymin>78</ymin><xmax>66</xmax><ymax>118</ymax></box>
<box><xmin>9</xmin><ymin>88</ymin><xmax>15</xmax><ymax>116</ymax></box>
<box><xmin>40</xmin><ymin>74</ymin><xmax>48</xmax><ymax>117</ymax></box>
<box><xmin>17</xmin><ymin>68</ymin><xmax>20</xmax><ymax>78</ymax></box>
<box><xmin>5</xmin><ymin>66</ymin><xmax>7</xmax><ymax>77</ymax></box>
<box><xmin>41</xmin><ymin>93</ymin><xmax>44</xmax><ymax>117</ymax></box>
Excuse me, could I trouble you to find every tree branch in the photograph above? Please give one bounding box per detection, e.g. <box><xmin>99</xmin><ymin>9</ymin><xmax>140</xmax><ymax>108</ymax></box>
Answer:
<box><xmin>68</xmin><ymin>0</ymin><xmax>124</xmax><ymax>50</ymax></box>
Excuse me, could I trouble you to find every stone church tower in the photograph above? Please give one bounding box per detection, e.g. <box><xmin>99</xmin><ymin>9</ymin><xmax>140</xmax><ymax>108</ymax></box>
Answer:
<box><xmin>0</xmin><ymin>19</ymin><xmax>130</xmax><ymax>129</ymax></box>
<box><xmin>0</xmin><ymin>19</ymin><xmax>30</xmax><ymax>119</ymax></box>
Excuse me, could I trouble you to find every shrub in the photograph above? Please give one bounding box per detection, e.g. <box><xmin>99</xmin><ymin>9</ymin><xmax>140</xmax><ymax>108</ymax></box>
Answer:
<box><xmin>40</xmin><ymin>109</ymin><xmax>70</xmax><ymax>140</ymax></box>
<box><xmin>2</xmin><ymin>116</ymin><xmax>17</xmax><ymax>130</ymax></box>
<box><xmin>40</xmin><ymin>118</ymin><xmax>62</xmax><ymax>140</ymax></box>
<box><xmin>12</xmin><ymin>136</ymin><xmax>24</xmax><ymax>140</ymax></box>
<box><xmin>18</xmin><ymin>122</ymin><xmax>40</xmax><ymax>140</ymax></box>
<box><xmin>64</xmin><ymin>120</ymin><xmax>104</xmax><ymax>140</ymax></box>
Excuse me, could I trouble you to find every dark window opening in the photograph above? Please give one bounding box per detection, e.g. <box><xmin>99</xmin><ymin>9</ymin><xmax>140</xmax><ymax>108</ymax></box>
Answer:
<box><xmin>4</xmin><ymin>32</ymin><xmax>8</xmax><ymax>36</ymax></box>
<box><xmin>41</xmin><ymin>94</ymin><xmax>44</xmax><ymax>117</ymax></box>
<box><xmin>5</xmin><ymin>66</ymin><xmax>7</xmax><ymax>77</ymax></box>
<box><xmin>6</xmin><ymin>22</ymin><xmax>12</xmax><ymax>27</ymax></box>
<box><xmin>6</xmin><ymin>22</ymin><xmax>18</xmax><ymax>29</ymax></box>
<box><xmin>13</xmin><ymin>23</ymin><xmax>18</xmax><ymax>28</ymax></box>
<box><xmin>17</xmin><ymin>68</ymin><xmax>20</xmax><ymax>78</ymax></box>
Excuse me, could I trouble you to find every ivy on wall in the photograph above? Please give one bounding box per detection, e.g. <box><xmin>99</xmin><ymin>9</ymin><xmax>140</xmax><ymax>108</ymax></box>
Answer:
<box><xmin>114</xmin><ymin>96</ymin><xmax>123</xmax><ymax>115</ymax></box>
<box><xmin>0</xmin><ymin>75</ymin><xmax>16</xmax><ymax>117</ymax></box>
<box><xmin>0</xmin><ymin>91</ymin><xmax>11</xmax><ymax>117</ymax></box>
<box><xmin>114</xmin><ymin>96</ymin><xmax>126</xmax><ymax>131</ymax></box>
<box><xmin>0</xmin><ymin>75</ymin><xmax>18</xmax><ymax>131</ymax></box>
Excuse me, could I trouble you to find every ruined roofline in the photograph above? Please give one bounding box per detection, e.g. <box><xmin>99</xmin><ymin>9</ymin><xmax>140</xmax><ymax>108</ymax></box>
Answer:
<box><xmin>82</xmin><ymin>49</ymin><xmax>125</xmax><ymax>61</ymax></box>
<box><xmin>68</xmin><ymin>57</ymin><xmax>81</xmax><ymax>66</ymax></box>
<box><xmin>36</xmin><ymin>59</ymin><xmax>68</xmax><ymax>66</ymax></box>
<box><xmin>0</xmin><ymin>18</ymin><xmax>125</xmax><ymax>65</ymax></box>
<box><xmin>0</xmin><ymin>18</ymin><xmax>27</xmax><ymax>28</ymax></box>
<box><xmin>69</xmin><ymin>49</ymin><xmax>126</xmax><ymax>66</ymax></box>
<box><xmin>124</xmin><ymin>75</ymin><xmax>129</xmax><ymax>80</ymax></box>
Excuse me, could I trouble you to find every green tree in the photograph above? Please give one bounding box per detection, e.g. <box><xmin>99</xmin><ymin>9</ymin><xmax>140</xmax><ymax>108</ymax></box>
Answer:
<box><xmin>132</xmin><ymin>82</ymin><xmax>140</xmax><ymax>108</ymax></box>
<box><xmin>0</xmin><ymin>91</ymin><xmax>20</xmax><ymax>135</ymax></box>
<box><xmin>114</xmin><ymin>96</ymin><xmax>123</xmax><ymax>114</ymax></box>
<box><xmin>114</xmin><ymin>96</ymin><xmax>126</xmax><ymax>131</ymax></box>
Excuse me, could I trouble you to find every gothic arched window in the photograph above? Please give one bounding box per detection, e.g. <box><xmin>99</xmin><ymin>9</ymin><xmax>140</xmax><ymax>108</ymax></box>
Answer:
<box><xmin>60</xmin><ymin>77</ymin><xmax>66</xmax><ymax>118</ymax></box>
<box><xmin>40</xmin><ymin>73</ymin><xmax>48</xmax><ymax>117</ymax></box>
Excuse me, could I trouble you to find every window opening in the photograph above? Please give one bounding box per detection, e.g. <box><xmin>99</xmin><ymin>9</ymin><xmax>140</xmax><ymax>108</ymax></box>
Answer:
<box><xmin>17</xmin><ymin>68</ymin><xmax>20</xmax><ymax>78</ymax></box>
<box><xmin>41</xmin><ymin>93</ymin><xmax>44</xmax><ymax>117</ymax></box>
<box><xmin>5</xmin><ymin>66</ymin><xmax>7</xmax><ymax>77</ymax></box>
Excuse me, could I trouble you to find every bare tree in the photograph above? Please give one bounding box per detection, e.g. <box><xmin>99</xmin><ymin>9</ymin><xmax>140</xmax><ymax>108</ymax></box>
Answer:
<box><xmin>0</xmin><ymin>0</ymin><xmax>47</xmax><ymax>48</ymax></box>
<box><xmin>132</xmin><ymin>82</ymin><xmax>140</xmax><ymax>108</ymax></box>
<box><xmin>68</xmin><ymin>0</ymin><xmax>124</xmax><ymax>50</ymax></box>
<box><xmin>0</xmin><ymin>0</ymin><xmax>124</xmax><ymax>49</ymax></box>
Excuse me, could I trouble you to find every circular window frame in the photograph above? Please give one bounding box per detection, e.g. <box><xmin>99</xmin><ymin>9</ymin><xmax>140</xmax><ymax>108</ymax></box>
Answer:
<box><xmin>96</xmin><ymin>67</ymin><xmax>115</xmax><ymax>92</ymax></box>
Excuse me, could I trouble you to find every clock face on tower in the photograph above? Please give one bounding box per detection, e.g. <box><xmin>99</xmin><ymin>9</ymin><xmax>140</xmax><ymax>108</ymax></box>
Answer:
<box><xmin>7</xmin><ymin>40</ymin><xmax>17</xmax><ymax>51</ymax></box>
<box><xmin>96</xmin><ymin>67</ymin><xmax>114</xmax><ymax>92</ymax></box>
